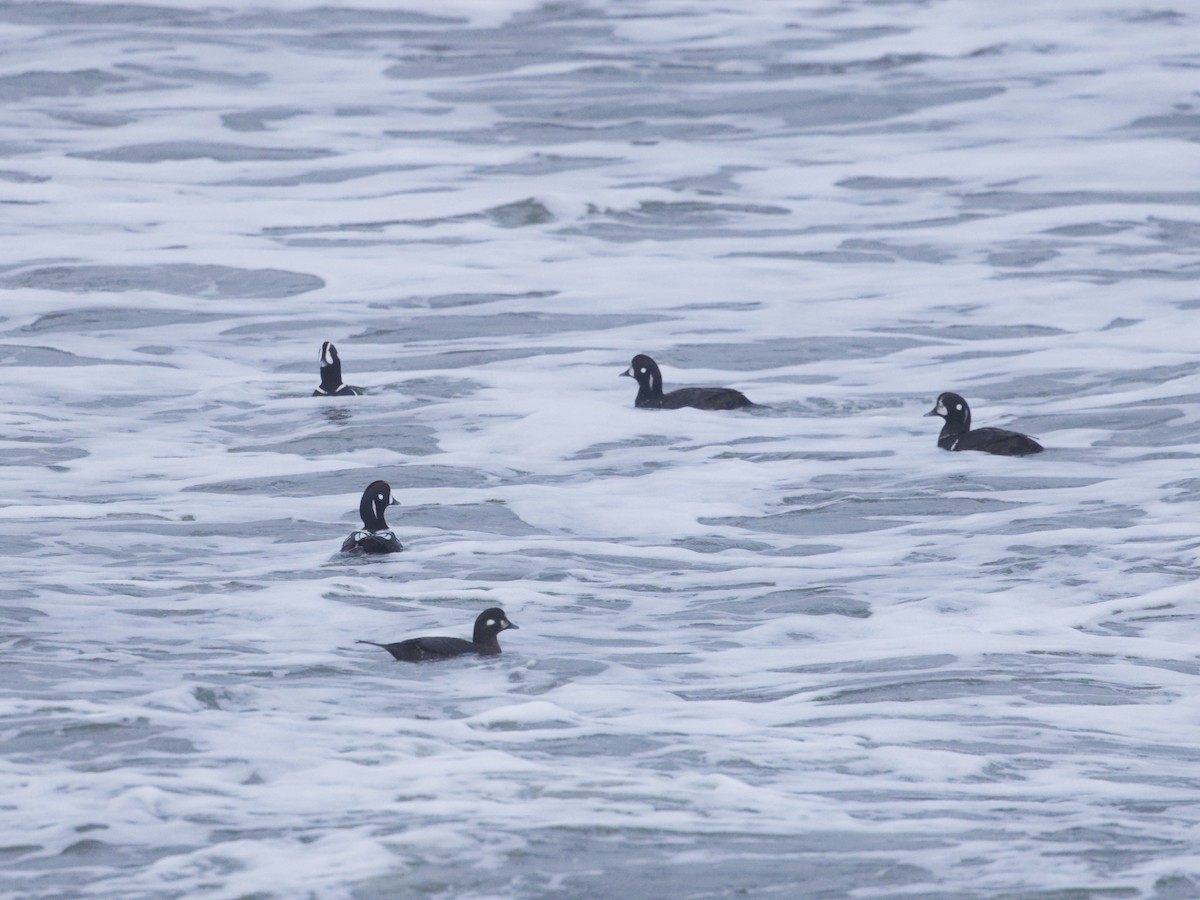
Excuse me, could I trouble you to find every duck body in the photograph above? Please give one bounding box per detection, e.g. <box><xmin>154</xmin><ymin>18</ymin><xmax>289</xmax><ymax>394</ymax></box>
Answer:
<box><xmin>925</xmin><ymin>392</ymin><xmax>1043</xmax><ymax>456</ymax></box>
<box><xmin>341</xmin><ymin>529</ymin><xmax>403</xmax><ymax>555</ymax></box>
<box><xmin>313</xmin><ymin>341</ymin><xmax>364</xmax><ymax>397</ymax></box>
<box><xmin>621</xmin><ymin>354</ymin><xmax>757</xmax><ymax>410</ymax></box>
<box><xmin>342</xmin><ymin>479</ymin><xmax>403</xmax><ymax>554</ymax></box>
<box><xmin>358</xmin><ymin>608</ymin><xmax>518</xmax><ymax>662</ymax></box>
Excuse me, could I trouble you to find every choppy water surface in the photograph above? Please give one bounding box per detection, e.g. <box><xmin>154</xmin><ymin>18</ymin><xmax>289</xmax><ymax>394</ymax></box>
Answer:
<box><xmin>2</xmin><ymin>1</ymin><xmax>1200</xmax><ymax>897</ymax></box>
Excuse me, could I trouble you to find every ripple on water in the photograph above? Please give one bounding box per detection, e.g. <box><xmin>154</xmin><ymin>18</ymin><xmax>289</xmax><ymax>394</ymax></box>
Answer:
<box><xmin>668</xmin><ymin>335</ymin><xmax>932</xmax><ymax>370</ymax></box>
<box><xmin>182</xmin><ymin>466</ymin><xmax>489</xmax><ymax>495</ymax></box>
<box><xmin>0</xmin><ymin>264</ymin><xmax>324</xmax><ymax>298</ymax></box>
<box><xmin>19</xmin><ymin>307</ymin><xmax>227</xmax><ymax>333</ymax></box>
<box><xmin>356</xmin><ymin>312</ymin><xmax>668</xmax><ymax>344</ymax></box>
<box><xmin>354</xmin><ymin>829</ymin><xmax>936</xmax><ymax>900</ymax></box>
<box><xmin>228</xmin><ymin>423</ymin><xmax>442</xmax><ymax>457</ymax></box>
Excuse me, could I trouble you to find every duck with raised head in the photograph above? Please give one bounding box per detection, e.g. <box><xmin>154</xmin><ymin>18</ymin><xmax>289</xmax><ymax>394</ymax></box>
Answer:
<box><xmin>313</xmin><ymin>341</ymin><xmax>363</xmax><ymax>396</ymax></box>
<box><xmin>924</xmin><ymin>392</ymin><xmax>1043</xmax><ymax>456</ymax></box>
<box><xmin>621</xmin><ymin>354</ymin><xmax>757</xmax><ymax>410</ymax></box>
<box><xmin>357</xmin><ymin>608</ymin><xmax>519</xmax><ymax>661</ymax></box>
<box><xmin>341</xmin><ymin>480</ymin><xmax>403</xmax><ymax>554</ymax></box>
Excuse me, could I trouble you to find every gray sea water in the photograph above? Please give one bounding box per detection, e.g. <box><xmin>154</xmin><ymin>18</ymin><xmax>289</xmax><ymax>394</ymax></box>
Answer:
<box><xmin>3</xmin><ymin>1</ymin><xmax>1200</xmax><ymax>897</ymax></box>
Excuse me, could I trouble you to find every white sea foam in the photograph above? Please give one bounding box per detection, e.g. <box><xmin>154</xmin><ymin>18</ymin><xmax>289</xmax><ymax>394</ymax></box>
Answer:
<box><xmin>2</xmin><ymin>1</ymin><xmax>1200</xmax><ymax>897</ymax></box>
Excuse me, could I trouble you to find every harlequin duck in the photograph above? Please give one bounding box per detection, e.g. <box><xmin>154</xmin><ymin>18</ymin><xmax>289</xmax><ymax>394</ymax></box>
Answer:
<box><xmin>341</xmin><ymin>480</ymin><xmax>403</xmax><ymax>554</ymax></box>
<box><xmin>925</xmin><ymin>391</ymin><xmax>1043</xmax><ymax>456</ymax></box>
<box><xmin>621</xmin><ymin>354</ymin><xmax>757</xmax><ymax>410</ymax></box>
<box><xmin>357</xmin><ymin>608</ymin><xmax>518</xmax><ymax>661</ymax></box>
<box><xmin>313</xmin><ymin>341</ymin><xmax>363</xmax><ymax>396</ymax></box>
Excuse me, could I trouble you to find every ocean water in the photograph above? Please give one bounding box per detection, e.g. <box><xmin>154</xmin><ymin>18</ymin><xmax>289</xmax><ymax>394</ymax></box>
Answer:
<box><xmin>2</xmin><ymin>1</ymin><xmax>1200</xmax><ymax>897</ymax></box>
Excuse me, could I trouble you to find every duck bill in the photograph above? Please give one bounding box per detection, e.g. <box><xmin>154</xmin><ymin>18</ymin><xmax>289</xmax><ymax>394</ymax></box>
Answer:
<box><xmin>923</xmin><ymin>406</ymin><xmax>939</xmax><ymax>417</ymax></box>
<box><xmin>620</xmin><ymin>367</ymin><xmax>633</xmax><ymax>378</ymax></box>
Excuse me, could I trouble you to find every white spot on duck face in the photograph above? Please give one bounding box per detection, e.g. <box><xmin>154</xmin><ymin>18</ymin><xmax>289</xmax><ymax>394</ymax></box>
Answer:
<box><xmin>936</xmin><ymin>400</ymin><xmax>947</xmax><ymax>416</ymax></box>
<box><xmin>485</xmin><ymin>618</ymin><xmax>496</xmax><ymax>628</ymax></box>
<box><xmin>954</xmin><ymin>403</ymin><xmax>963</xmax><ymax>412</ymax></box>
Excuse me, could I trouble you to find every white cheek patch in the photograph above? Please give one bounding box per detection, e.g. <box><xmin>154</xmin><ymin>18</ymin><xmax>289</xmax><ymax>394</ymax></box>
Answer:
<box><xmin>377</xmin><ymin>493</ymin><xmax>385</xmax><ymax>501</ymax></box>
<box><xmin>955</xmin><ymin>403</ymin><xmax>963</xmax><ymax>412</ymax></box>
<box><xmin>486</xmin><ymin>619</ymin><xmax>496</xmax><ymax>628</ymax></box>
<box><xmin>936</xmin><ymin>401</ymin><xmax>947</xmax><ymax>415</ymax></box>
<box><xmin>639</xmin><ymin>368</ymin><xmax>647</xmax><ymax>375</ymax></box>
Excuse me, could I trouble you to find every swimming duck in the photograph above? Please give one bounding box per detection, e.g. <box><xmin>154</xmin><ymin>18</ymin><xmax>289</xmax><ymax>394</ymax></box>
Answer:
<box><xmin>621</xmin><ymin>354</ymin><xmax>756</xmax><ymax>410</ymax></box>
<box><xmin>925</xmin><ymin>391</ymin><xmax>1043</xmax><ymax>456</ymax></box>
<box><xmin>341</xmin><ymin>479</ymin><xmax>403</xmax><ymax>554</ymax></box>
<box><xmin>357</xmin><ymin>608</ymin><xmax>519</xmax><ymax>661</ymax></box>
<box><xmin>313</xmin><ymin>341</ymin><xmax>363</xmax><ymax>396</ymax></box>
